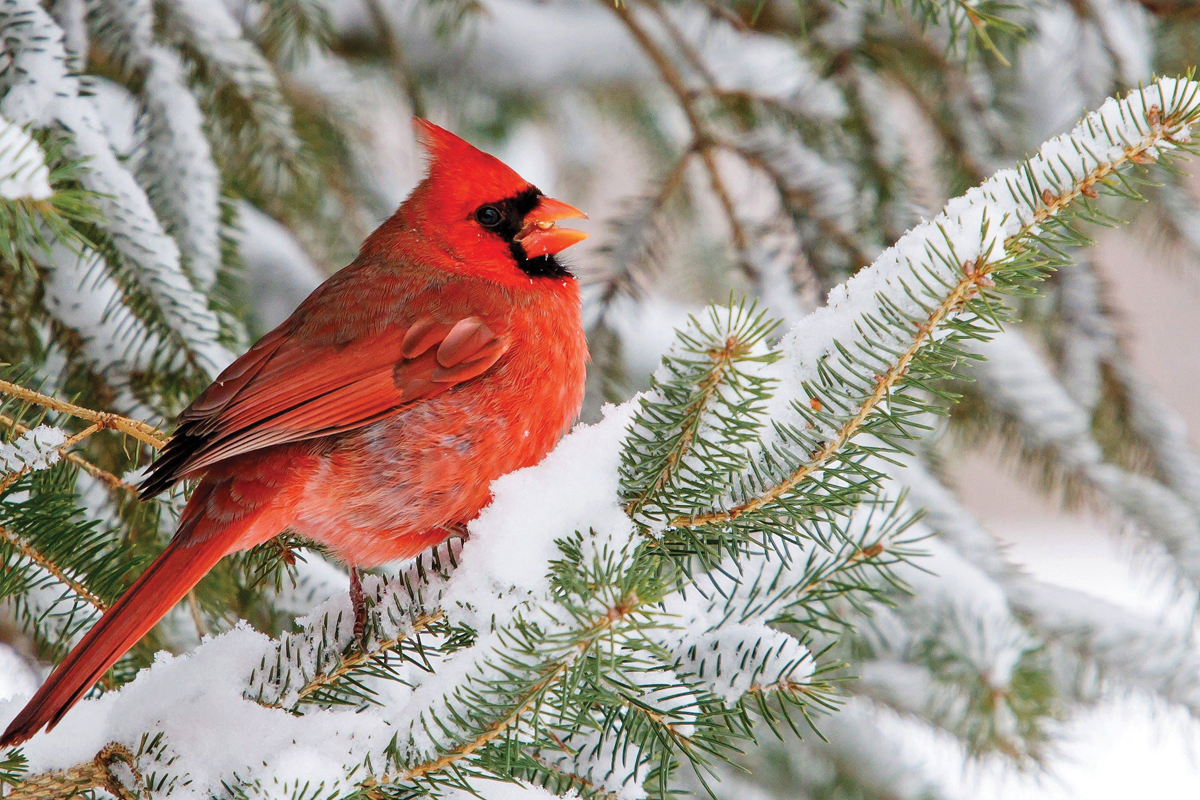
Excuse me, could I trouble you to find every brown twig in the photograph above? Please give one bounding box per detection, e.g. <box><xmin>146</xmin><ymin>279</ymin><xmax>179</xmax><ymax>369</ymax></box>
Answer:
<box><xmin>608</xmin><ymin>0</ymin><xmax>758</xmax><ymax>284</ymax></box>
<box><xmin>644</xmin><ymin>0</ymin><xmax>720</xmax><ymax>90</ymax></box>
<box><xmin>0</xmin><ymin>378</ymin><xmax>166</xmax><ymax>450</ymax></box>
<box><xmin>0</xmin><ymin>413</ymin><xmax>142</xmax><ymax>495</ymax></box>
<box><xmin>0</xmin><ymin>523</ymin><xmax>109</xmax><ymax>611</ymax></box>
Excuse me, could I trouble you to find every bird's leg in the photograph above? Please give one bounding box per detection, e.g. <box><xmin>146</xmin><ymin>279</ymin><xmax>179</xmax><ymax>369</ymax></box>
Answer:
<box><xmin>348</xmin><ymin>565</ymin><xmax>368</xmax><ymax>650</ymax></box>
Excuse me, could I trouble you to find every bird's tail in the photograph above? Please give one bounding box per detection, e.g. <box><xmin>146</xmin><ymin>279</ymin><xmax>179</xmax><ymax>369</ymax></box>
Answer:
<box><xmin>0</xmin><ymin>508</ymin><xmax>235</xmax><ymax>746</ymax></box>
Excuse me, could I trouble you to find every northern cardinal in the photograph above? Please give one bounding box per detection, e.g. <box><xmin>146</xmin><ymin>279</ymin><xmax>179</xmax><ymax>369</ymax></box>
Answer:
<box><xmin>1</xmin><ymin>120</ymin><xmax>589</xmax><ymax>746</ymax></box>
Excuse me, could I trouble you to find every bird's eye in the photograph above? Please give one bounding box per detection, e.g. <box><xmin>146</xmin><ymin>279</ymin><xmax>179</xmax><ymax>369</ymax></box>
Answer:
<box><xmin>475</xmin><ymin>205</ymin><xmax>503</xmax><ymax>229</ymax></box>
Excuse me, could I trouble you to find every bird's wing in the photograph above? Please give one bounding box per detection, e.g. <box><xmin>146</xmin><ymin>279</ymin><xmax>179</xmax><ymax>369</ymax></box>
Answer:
<box><xmin>139</xmin><ymin>316</ymin><xmax>507</xmax><ymax>497</ymax></box>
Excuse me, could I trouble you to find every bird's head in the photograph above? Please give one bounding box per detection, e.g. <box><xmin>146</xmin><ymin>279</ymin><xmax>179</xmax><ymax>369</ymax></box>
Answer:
<box><xmin>392</xmin><ymin>119</ymin><xmax>588</xmax><ymax>284</ymax></box>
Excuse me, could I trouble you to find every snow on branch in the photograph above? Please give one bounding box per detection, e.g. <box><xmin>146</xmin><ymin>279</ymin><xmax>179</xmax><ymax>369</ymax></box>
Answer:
<box><xmin>5</xmin><ymin>77</ymin><xmax>1200</xmax><ymax>800</ymax></box>
<box><xmin>0</xmin><ymin>427</ymin><xmax>66</xmax><ymax>476</ymax></box>
<box><xmin>973</xmin><ymin>329</ymin><xmax>1200</xmax><ymax>596</ymax></box>
<box><xmin>665</xmin><ymin>77</ymin><xmax>1200</xmax><ymax>533</ymax></box>
<box><xmin>0</xmin><ymin>114</ymin><xmax>50</xmax><ymax>200</ymax></box>
<box><xmin>0</xmin><ymin>0</ymin><xmax>233</xmax><ymax>377</ymax></box>
<box><xmin>890</xmin><ymin>445</ymin><xmax>1200</xmax><ymax>720</ymax></box>
<box><xmin>157</xmin><ymin>0</ymin><xmax>302</xmax><ymax>188</ymax></box>
<box><xmin>88</xmin><ymin>0</ymin><xmax>222</xmax><ymax>291</ymax></box>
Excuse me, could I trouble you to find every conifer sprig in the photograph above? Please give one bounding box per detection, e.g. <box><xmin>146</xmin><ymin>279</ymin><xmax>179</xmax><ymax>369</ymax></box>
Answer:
<box><xmin>6</xmin><ymin>76</ymin><xmax>1200</xmax><ymax>800</ymax></box>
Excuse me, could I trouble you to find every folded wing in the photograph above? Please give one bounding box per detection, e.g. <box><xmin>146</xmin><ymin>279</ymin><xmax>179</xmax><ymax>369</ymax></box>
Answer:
<box><xmin>139</xmin><ymin>316</ymin><xmax>507</xmax><ymax>498</ymax></box>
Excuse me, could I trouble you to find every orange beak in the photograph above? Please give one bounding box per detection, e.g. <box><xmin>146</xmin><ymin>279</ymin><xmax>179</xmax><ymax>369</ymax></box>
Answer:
<box><xmin>514</xmin><ymin>197</ymin><xmax>588</xmax><ymax>258</ymax></box>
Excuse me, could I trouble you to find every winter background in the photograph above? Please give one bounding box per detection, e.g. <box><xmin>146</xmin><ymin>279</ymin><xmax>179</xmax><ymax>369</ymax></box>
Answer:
<box><xmin>2</xmin><ymin>0</ymin><xmax>1200</xmax><ymax>799</ymax></box>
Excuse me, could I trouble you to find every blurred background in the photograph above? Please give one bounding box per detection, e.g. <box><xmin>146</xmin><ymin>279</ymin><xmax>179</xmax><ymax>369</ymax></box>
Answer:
<box><xmin>4</xmin><ymin>0</ymin><xmax>1200</xmax><ymax>797</ymax></box>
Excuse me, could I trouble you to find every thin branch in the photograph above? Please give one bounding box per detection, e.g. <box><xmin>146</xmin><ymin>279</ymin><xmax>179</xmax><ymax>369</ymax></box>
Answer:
<box><xmin>644</xmin><ymin>0</ymin><xmax>719</xmax><ymax>90</ymax></box>
<box><xmin>363</xmin><ymin>0</ymin><xmax>426</xmax><ymax>117</ymax></box>
<box><xmin>0</xmin><ymin>413</ymin><xmax>143</xmax><ymax>495</ymax></box>
<box><xmin>524</xmin><ymin>753</ymin><xmax>623</xmax><ymax>800</ymax></box>
<box><xmin>379</xmin><ymin>596</ymin><xmax>639</xmax><ymax>787</ymax></box>
<box><xmin>389</xmin><ymin>662</ymin><xmax>571</xmax><ymax>784</ymax></box>
<box><xmin>0</xmin><ymin>378</ymin><xmax>167</xmax><ymax>450</ymax></box>
<box><xmin>3</xmin><ymin>744</ymin><xmax>145</xmax><ymax>800</ymax></box>
<box><xmin>625</xmin><ymin>334</ymin><xmax>749</xmax><ymax>516</ymax></box>
<box><xmin>608</xmin><ymin>0</ymin><xmax>757</xmax><ymax>284</ymax></box>
<box><xmin>0</xmin><ymin>523</ymin><xmax>108</xmax><ymax>611</ymax></box>
<box><xmin>262</xmin><ymin>612</ymin><xmax>443</xmax><ymax>709</ymax></box>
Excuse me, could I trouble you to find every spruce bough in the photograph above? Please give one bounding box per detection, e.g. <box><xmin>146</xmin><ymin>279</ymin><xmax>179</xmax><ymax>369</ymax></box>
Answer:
<box><xmin>1</xmin><ymin>74</ymin><xmax>1197</xmax><ymax>799</ymax></box>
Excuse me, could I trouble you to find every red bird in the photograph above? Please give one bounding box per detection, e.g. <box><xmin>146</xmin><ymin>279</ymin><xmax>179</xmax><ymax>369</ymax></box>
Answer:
<box><xmin>1</xmin><ymin>120</ymin><xmax>589</xmax><ymax>746</ymax></box>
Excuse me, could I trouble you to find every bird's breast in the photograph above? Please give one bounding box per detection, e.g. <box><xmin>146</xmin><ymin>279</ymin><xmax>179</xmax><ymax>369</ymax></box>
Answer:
<box><xmin>289</xmin><ymin>288</ymin><xmax>587</xmax><ymax>566</ymax></box>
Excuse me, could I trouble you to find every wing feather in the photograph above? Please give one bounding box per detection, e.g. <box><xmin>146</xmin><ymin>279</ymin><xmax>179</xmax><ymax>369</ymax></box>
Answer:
<box><xmin>139</xmin><ymin>314</ymin><xmax>508</xmax><ymax>498</ymax></box>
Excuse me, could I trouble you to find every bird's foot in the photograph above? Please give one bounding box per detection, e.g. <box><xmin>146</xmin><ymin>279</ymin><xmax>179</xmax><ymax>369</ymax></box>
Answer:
<box><xmin>349</xmin><ymin>565</ymin><xmax>369</xmax><ymax>651</ymax></box>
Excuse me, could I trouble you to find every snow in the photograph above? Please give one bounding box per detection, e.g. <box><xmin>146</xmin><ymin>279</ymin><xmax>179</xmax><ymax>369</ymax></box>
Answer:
<box><xmin>443</xmin><ymin>401</ymin><xmax>639</xmax><ymax>630</ymax></box>
<box><xmin>761</xmin><ymin>78</ymin><xmax>1200</xmax><ymax>462</ymax></box>
<box><xmin>0</xmin><ymin>400</ymin><xmax>646</xmax><ymax>796</ymax></box>
<box><xmin>7</xmin><ymin>625</ymin><xmax>391</xmax><ymax>799</ymax></box>
<box><xmin>672</xmin><ymin>622</ymin><xmax>814</xmax><ymax>704</ymax></box>
<box><xmin>233</xmin><ymin>202</ymin><xmax>323</xmax><ymax>330</ymax></box>
<box><xmin>138</xmin><ymin>46</ymin><xmax>222</xmax><ymax>290</ymax></box>
<box><xmin>158</xmin><ymin>0</ymin><xmax>300</xmax><ymax>171</ymax></box>
<box><xmin>41</xmin><ymin>242</ymin><xmax>161</xmax><ymax>395</ymax></box>
<box><xmin>0</xmin><ymin>645</ymin><xmax>38</xmax><ymax>702</ymax></box>
<box><xmin>0</xmin><ymin>0</ymin><xmax>234</xmax><ymax>376</ymax></box>
<box><xmin>0</xmin><ymin>9</ymin><xmax>1197</xmax><ymax>791</ymax></box>
<box><xmin>0</xmin><ymin>114</ymin><xmax>51</xmax><ymax>200</ymax></box>
<box><xmin>0</xmin><ymin>426</ymin><xmax>66</xmax><ymax>473</ymax></box>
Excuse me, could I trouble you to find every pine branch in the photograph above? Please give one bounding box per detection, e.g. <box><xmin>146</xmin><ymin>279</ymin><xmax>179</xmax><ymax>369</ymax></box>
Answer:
<box><xmin>671</xmin><ymin>77</ymin><xmax>1200</xmax><ymax>530</ymax></box>
<box><xmin>0</xmin><ymin>412</ymin><xmax>135</xmax><ymax>494</ymax></box>
<box><xmin>0</xmin><ymin>743</ymin><xmax>144</xmax><ymax>800</ymax></box>
<box><xmin>0</xmin><ymin>0</ymin><xmax>235</xmax><ymax>378</ymax></box>
<box><xmin>0</xmin><ymin>522</ymin><xmax>107</xmax><ymax>612</ymax></box>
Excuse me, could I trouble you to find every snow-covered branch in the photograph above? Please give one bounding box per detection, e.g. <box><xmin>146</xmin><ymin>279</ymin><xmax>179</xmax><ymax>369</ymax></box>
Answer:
<box><xmin>5</xmin><ymin>76</ymin><xmax>1197</xmax><ymax>800</ymax></box>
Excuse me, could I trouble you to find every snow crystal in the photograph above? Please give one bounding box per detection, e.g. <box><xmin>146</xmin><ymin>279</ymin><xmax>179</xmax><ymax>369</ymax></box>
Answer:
<box><xmin>0</xmin><ymin>426</ymin><xmax>66</xmax><ymax>474</ymax></box>
<box><xmin>0</xmin><ymin>114</ymin><xmax>51</xmax><ymax>200</ymax></box>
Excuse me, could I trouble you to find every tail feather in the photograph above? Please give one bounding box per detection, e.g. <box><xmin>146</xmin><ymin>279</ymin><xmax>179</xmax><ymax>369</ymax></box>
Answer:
<box><xmin>0</xmin><ymin>532</ymin><xmax>232</xmax><ymax>746</ymax></box>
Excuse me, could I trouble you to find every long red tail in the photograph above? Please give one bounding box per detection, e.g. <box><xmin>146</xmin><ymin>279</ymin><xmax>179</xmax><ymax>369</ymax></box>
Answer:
<box><xmin>0</xmin><ymin>531</ymin><xmax>232</xmax><ymax>746</ymax></box>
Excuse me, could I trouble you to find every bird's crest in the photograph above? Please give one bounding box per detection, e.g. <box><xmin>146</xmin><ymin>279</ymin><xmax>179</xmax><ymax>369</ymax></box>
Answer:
<box><xmin>412</xmin><ymin>119</ymin><xmax>531</xmax><ymax>202</ymax></box>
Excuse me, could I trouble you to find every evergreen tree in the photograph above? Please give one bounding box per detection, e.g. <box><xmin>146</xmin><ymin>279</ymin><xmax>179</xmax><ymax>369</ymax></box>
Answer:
<box><xmin>0</xmin><ymin>1</ymin><xmax>1198</xmax><ymax>799</ymax></box>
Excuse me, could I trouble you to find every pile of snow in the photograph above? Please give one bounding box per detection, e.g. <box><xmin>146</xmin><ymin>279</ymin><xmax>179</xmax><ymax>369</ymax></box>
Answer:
<box><xmin>0</xmin><ymin>115</ymin><xmax>52</xmax><ymax>201</ymax></box>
